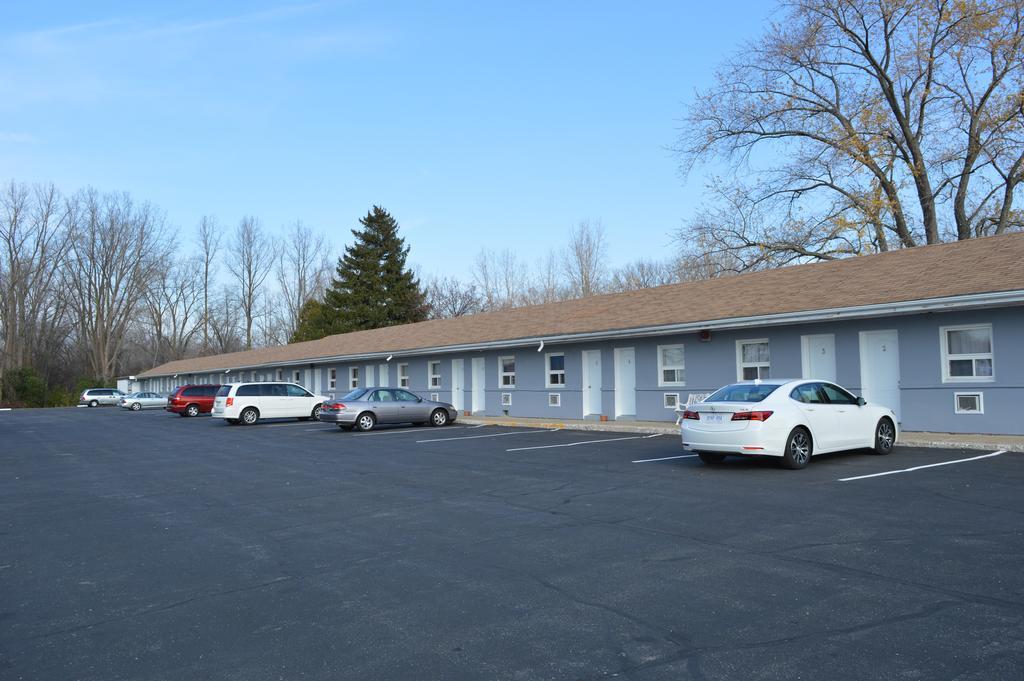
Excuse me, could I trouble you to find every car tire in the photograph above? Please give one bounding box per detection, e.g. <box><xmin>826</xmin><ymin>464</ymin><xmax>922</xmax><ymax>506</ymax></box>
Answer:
<box><xmin>88</xmin><ymin>400</ymin><xmax>98</xmax><ymax>408</ymax></box>
<box><xmin>131</xmin><ymin>402</ymin><xmax>142</xmax><ymax>411</ymax></box>
<box><xmin>311</xmin><ymin>404</ymin><xmax>322</xmax><ymax>421</ymax></box>
<box><xmin>873</xmin><ymin>417</ymin><xmax>896</xmax><ymax>455</ymax></box>
<box><xmin>782</xmin><ymin>427</ymin><xmax>812</xmax><ymax>470</ymax></box>
<box><xmin>698</xmin><ymin>452</ymin><xmax>726</xmax><ymax>464</ymax></box>
<box><xmin>355</xmin><ymin>412</ymin><xmax>376</xmax><ymax>432</ymax></box>
<box><xmin>240</xmin><ymin>407</ymin><xmax>259</xmax><ymax>426</ymax></box>
<box><xmin>430</xmin><ymin>409</ymin><xmax>449</xmax><ymax>427</ymax></box>
<box><xmin>185</xmin><ymin>404</ymin><xmax>200</xmax><ymax>417</ymax></box>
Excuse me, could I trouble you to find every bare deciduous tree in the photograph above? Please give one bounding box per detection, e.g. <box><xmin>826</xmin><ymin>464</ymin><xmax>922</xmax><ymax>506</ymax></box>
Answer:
<box><xmin>564</xmin><ymin>219</ymin><xmax>608</xmax><ymax>298</ymax></box>
<box><xmin>197</xmin><ymin>216</ymin><xmax>222</xmax><ymax>353</ymax></box>
<box><xmin>0</xmin><ymin>181</ymin><xmax>73</xmax><ymax>400</ymax></box>
<box><xmin>276</xmin><ymin>221</ymin><xmax>330</xmax><ymax>340</ymax></box>
<box><xmin>141</xmin><ymin>255</ymin><xmax>204</xmax><ymax>365</ymax></box>
<box><xmin>64</xmin><ymin>189</ymin><xmax>169</xmax><ymax>382</ymax></box>
<box><xmin>425</xmin><ymin>276</ymin><xmax>482</xmax><ymax>318</ymax></box>
<box><xmin>609</xmin><ymin>258</ymin><xmax>681</xmax><ymax>292</ymax></box>
<box><xmin>677</xmin><ymin>0</ymin><xmax>1024</xmax><ymax>269</ymax></box>
<box><xmin>226</xmin><ymin>216</ymin><xmax>273</xmax><ymax>349</ymax></box>
<box><xmin>472</xmin><ymin>248</ymin><xmax>529</xmax><ymax>310</ymax></box>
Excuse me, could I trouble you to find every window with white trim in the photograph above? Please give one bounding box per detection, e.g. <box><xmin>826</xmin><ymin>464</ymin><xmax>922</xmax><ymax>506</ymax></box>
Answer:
<box><xmin>499</xmin><ymin>356</ymin><xmax>516</xmax><ymax>387</ymax></box>
<box><xmin>736</xmin><ymin>339</ymin><xmax>770</xmax><ymax>380</ymax></box>
<box><xmin>663</xmin><ymin>393</ymin><xmax>680</xmax><ymax>409</ymax></box>
<box><xmin>328</xmin><ymin>368</ymin><xmax>337</xmax><ymax>390</ymax></box>
<box><xmin>430</xmin><ymin>392</ymin><xmax>440</xmax><ymax>402</ymax></box>
<box><xmin>941</xmin><ymin>324</ymin><xmax>993</xmax><ymax>382</ymax></box>
<box><xmin>398</xmin><ymin>363</ymin><xmax>409</xmax><ymax>388</ymax></box>
<box><xmin>293</xmin><ymin>369</ymin><xmax>301</xmax><ymax>384</ymax></box>
<box><xmin>349</xmin><ymin>366</ymin><xmax>359</xmax><ymax>389</ymax></box>
<box><xmin>658</xmin><ymin>344</ymin><xmax>685</xmax><ymax>386</ymax></box>
<box><xmin>276</xmin><ymin>369</ymin><xmax>283</xmax><ymax>381</ymax></box>
<box><xmin>428</xmin><ymin>361</ymin><xmax>441</xmax><ymax>389</ymax></box>
<box><xmin>954</xmin><ymin>392</ymin><xmax>984</xmax><ymax>414</ymax></box>
<box><xmin>501</xmin><ymin>392</ymin><xmax>512</xmax><ymax>407</ymax></box>
<box><xmin>548</xmin><ymin>393</ymin><xmax>561</xmax><ymax>407</ymax></box>
<box><xmin>546</xmin><ymin>353</ymin><xmax>565</xmax><ymax>388</ymax></box>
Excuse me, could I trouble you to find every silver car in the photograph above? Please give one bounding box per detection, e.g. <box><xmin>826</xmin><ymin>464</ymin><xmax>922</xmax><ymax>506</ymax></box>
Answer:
<box><xmin>119</xmin><ymin>392</ymin><xmax>166</xmax><ymax>411</ymax></box>
<box><xmin>79</xmin><ymin>388</ymin><xmax>126</xmax><ymax>407</ymax></box>
<box><xmin>318</xmin><ymin>387</ymin><xmax>458</xmax><ymax>431</ymax></box>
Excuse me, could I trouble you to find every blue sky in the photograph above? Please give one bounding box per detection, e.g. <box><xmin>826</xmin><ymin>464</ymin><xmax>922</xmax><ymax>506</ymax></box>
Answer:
<box><xmin>0</xmin><ymin>1</ymin><xmax>774</xmax><ymax>278</ymax></box>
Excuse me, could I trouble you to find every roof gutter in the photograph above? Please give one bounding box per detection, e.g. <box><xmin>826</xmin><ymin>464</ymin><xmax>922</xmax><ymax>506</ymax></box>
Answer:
<box><xmin>138</xmin><ymin>289</ymin><xmax>1024</xmax><ymax>378</ymax></box>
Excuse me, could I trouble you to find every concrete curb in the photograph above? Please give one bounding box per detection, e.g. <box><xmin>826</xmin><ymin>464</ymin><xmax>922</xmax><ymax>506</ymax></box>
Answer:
<box><xmin>459</xmin><ymin>418</ymin><xmax>1024</xmax><ymax>452</ymax></box>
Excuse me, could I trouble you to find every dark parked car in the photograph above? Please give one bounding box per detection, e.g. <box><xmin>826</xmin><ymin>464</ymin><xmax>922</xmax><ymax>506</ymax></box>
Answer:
<box><xmin>166</xmin><ymin>384</ymin><xmax>222</xmax><ymax>417</ymax></box>
<box><xmin>319</xmin><ymin>387</ymin><xmax>457</xmax><ymax>431</ymax></box>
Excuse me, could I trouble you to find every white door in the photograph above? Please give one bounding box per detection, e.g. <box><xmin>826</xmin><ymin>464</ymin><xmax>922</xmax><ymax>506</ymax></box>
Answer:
<box><xmin>613</xmin><ymin>347</ymin><xmax>636</xmax><ymax>418</ymax></box>
<box><xmin>582</xmin><ymin>350</ymin><xmax>602</xmax><ymax>418</ymax></box>
<box><xmin>378</xmin><ymin>364</ymin><xmax>389</xmax><ymax>387</ymax></box>
<box><xmin>364</xmin><ymin>365</ymin><xmax>375</xmax><ymax>388</ymax></box>
<box><xmin>452</xmin><ymin>359</ymin><xmax>465</xmax><ymax>412</ymax></box>
<box><xmin>802</xmin><ymin>334</ymin><xmax>836</xmax><ymax>382</ymax></box>
<box><xmin>471</xmin><ymin>357</ymin><xmax>485</xmax><ymax>413</ymax></box>
<box><xmin>860</xmin><ymin>330</ymin><xmax>901</xmax><ymax>421</ymax></box>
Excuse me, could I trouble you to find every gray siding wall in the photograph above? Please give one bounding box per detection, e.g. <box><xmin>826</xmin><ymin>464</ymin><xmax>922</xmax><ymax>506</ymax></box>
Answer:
<box><xmin>139</xmin><ymin>306</ymin><xmax>1023</xmax><ymax>434</ymax></box>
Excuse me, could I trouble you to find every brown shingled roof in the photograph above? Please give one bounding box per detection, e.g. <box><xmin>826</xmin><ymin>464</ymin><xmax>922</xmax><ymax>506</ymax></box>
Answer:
<box><xmin>139</xmin><ymin>232</ymin><xmax>1024</xmax><ymax>377</ymax></box>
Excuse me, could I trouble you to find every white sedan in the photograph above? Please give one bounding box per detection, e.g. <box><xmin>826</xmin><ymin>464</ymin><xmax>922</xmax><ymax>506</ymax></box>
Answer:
<box><xmin>678</xmin><ymin>379</ymin><xmax>898</xmax><ymax>469</ymax></box>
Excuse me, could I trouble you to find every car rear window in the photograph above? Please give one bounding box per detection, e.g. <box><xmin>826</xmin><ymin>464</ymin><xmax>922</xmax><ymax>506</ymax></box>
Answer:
<box><xmin>340</xmin><ymin>388</ymin><xmax>369</xmax><ymax>401</ymax></box>
<box><xmin>216</xmin><ymin>386</ymin><xmax>231</xmax><ymax>397</ymax></box>
<box><xmin>706</xmin><ymin>383</ymin><xmax>780</xmax><ymax>403</ymax></box>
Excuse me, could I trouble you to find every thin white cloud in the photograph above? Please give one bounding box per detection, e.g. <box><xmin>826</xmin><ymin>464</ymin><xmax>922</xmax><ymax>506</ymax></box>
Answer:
<box><xmin>0</xmin><ymin>131</ymin><xmax>37</xmax><ymax>143</ymax></box>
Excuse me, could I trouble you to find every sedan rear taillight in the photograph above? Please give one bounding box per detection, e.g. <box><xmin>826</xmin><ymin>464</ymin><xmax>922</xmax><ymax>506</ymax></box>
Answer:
<box><xmin>731</xmin><ymin>410</ymin><xmax>773</xmax><ymax>421</ymax></box>
<box><xmin>681</xmin><ymin>410</ymin><xmax>700</xmax><ymax>420</ymax></box>
<box><xmin>323</xmin><ymin>403</ymin><xmax>345</xmax><ymax>411</ymax></box>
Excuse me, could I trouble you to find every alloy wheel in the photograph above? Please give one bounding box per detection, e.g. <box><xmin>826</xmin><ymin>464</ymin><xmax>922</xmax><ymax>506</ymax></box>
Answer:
<box><xmin>790</xmin><ymin>431</ymin><xmax>810</xmax><ymax>465</ymax></box>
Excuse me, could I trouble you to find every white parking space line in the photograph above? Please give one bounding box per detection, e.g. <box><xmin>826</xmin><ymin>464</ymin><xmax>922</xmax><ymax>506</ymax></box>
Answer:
<box><xmin>353</xmin><ymin>426</ymin><xmax>470</xmax><ymax>437</ymax></box>
<box><xmin>416</xmin><ymin>428</ymin><xmax>559</xmax><ymax>443</ymax></box>
<box><xmin>507</xmin><ymin>433</ymin><xmax>663</xmax><ymax>452</ymax></box>
<box><xmin>838</xmin><ymin>450</ymin><xmax>1010</xmax><ymax>482</ymax></box>
<box><xmin>632</xmin><ymin>454</ymin><xmax>699</xmax><ymax>463</ymax></box>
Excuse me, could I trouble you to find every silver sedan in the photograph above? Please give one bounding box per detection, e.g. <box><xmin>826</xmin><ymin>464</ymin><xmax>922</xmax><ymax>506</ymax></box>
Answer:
<box><xmin>119</xmin><ymin>392</ymin><xmax>167</xmax><ymax>411</ymax></box>
<box><xmin>318</xmin><ymin>387</ymin><xmax>458</xmax><ymax>431</ymax></box>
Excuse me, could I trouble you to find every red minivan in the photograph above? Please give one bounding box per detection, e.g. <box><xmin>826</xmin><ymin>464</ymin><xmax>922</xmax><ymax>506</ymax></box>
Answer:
<box><xmin>166</xmin><ymin>384</ymin><xmax>222</xmax><ymax>417</ymax></box>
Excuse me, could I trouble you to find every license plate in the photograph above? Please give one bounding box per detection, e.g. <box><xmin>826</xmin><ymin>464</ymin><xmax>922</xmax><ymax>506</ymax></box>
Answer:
<box><xmin>703</xmin><ymin>413</ymin><xmax>726</xmax><ymax>423</ymax></box>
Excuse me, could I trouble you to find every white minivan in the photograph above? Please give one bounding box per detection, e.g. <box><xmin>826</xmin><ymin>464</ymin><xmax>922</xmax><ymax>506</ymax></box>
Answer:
<box><xmin>212</xmin><ymin>382</ymin><xmax>326</xmax><ymax>426</ymax></box>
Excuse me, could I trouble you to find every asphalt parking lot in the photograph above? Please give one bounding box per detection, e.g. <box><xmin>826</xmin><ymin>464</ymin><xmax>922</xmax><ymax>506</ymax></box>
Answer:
<box><xmin>1</xmin><ymin>408</ymin><xmax>1022</xmax><ymax>681</ymax></box>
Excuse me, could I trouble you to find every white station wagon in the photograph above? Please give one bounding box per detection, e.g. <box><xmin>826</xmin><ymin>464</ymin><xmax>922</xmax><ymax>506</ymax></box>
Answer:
<box><xmin>212</xmin><ymin>382</ymin><xmax>326</xmax><ymax>426</ymax></box>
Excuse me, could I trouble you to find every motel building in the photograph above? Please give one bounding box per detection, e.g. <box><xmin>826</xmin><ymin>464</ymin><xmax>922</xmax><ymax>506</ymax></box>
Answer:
<box><xmin>134</xmin><ymin>233</ymin><xmax>1024</xmax><ymax>435</ymax></box>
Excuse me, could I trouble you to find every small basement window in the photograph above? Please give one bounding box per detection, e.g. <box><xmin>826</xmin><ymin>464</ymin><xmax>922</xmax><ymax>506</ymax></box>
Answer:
<box><xmin>548</xmin><ymin>393</ymin><xmax>561</xmax><ymax>407</ymax></box>
<box><xmin>954</xmin><ymin>392</ymin><xmax>984</xmax><ymax>414</ymax></box>
<box><xmin>501</xmin><ymin>392</ymin><xmax>512</xmax><ymax>407</ymax></box>
<box><xmin>430</xmin><ymin>392</ymin><xmax>440</xmax><ymax>402</ymax></box>
<box><xmin>663</xmin><ymin>393</ymin><xmax>680</xmax><ymax>409</ymax></box>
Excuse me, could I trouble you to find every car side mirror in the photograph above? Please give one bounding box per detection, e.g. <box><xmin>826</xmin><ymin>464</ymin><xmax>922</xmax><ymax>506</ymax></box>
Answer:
<box><xmin>857</xmin><ymin>397</ymin><xmax>867</xmax><ymax>406</ymax></box>
<box><xmin>417</xmin><ymin>397</ymin><xmax>423</xmax><ymax>402</ymax></box>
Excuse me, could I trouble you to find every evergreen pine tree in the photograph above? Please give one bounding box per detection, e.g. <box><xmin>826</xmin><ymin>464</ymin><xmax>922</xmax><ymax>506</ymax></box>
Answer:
<box><xmin>317</xmin><ymin>206</ymin><xmax>427</xmax><ymax>335</ymax></box>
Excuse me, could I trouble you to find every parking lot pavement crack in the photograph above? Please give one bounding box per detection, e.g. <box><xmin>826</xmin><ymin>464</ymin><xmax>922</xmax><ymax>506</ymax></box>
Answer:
<box><xmin>20</xmin><ymin>575</ymin><xmax>295</xmax><ymax>642</ymax></box>
<box><xmin>587</xmin><ymin>599</ymin><xmax>962</xmax><ymax>680</ymax></box>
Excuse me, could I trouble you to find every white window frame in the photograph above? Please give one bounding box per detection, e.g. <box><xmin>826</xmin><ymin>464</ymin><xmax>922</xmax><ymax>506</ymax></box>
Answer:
<box><xmin>349</xmin><ymin>366</ymin><xmax>359</xmax><ymax>390</ymax></box>
<box><xmin>498</xmin><ymin>355</ymin><xmax>516</xmax><ymax>388</ymax></box>
<box><xmin>547</xmin><ymin>392</ymin><xmax>561</xmax><ymax>407</ymax></box>
<box><xmin>500</xmin><ymin>392</ymin><xmax>512</xmax><ymax>407</ymax></box>
<box><xmin>428</xmin><ymin>360</ymin><xmax>442</xmax><ymax>389</ymax></box>
<box><xmin>293</xmin><ymin>369</ymin><xmax>301</xmax><ymax>384</ymax></box>
<box><xmin>430</xmin><ymin>392</ymin><xmax>440</xmax><ymax>402</ymax></box>
<box><xmin>954</xmin><ymin>391</ymin><xmax>984</xmax><ymax>414</ymax></box>
<box><xmin>275</xmin><ymin>369</ymin><xmax>283</xmax><ymax>381</ymax></box>
<box><xmin>663</xmin><ymin>393</ymin><xmax>680</xmax><ymax>409</ymax></box>
<box><xmin>545</xmin><ymin>352</ymin><xmax>566</xmax><ymax>389</ymax></box>
<box><xmin>940</xmin><ymin>324</ymin><xmax>994</xmax><ymax>383</ymax></box>
<box><xmin>657</xmin><ymin>344</ymin><xmax>686</xmax><ymax>387</ymax></box>
<box><xmin>736</xmin><ymin>339</ymin><xmax>771</xmax><ymax>381</ymax></box>
<box><xmin>398</xmin><ymin>363</ymin><xmax>409</xmax><ymax>388</ymax></box>
<box><xmin>950</xmin><ymin>391</ymin><xmax>983</xmax><ymax>411</ymax></box>
<box><xmin>328</xmin><ymin>368</ymin><xmax>337</xmax><ymax>390</ymax></box>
